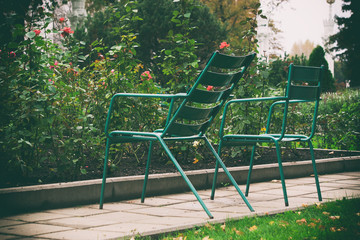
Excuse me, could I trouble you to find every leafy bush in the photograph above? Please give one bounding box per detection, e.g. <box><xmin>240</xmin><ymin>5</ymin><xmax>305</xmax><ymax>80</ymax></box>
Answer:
<box><xmin>0</xmin><ymin>1</ymin><xmax>161</xmax><ymax>185</ymax></box>
<box><xmin>315</xmin><ymin>89</ymin><xmax>360</xmax><ymax>150</ymax></box>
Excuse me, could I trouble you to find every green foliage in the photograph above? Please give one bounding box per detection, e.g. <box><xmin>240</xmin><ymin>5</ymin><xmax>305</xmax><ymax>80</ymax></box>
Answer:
<box><xmin>308</xmin><ymin>45</ymin><xmax>335</xmax><ymax>93</ymax></box>
<box><xmin>76</xmin><ymin>0</ymin><xmax>226</xmax><ymax>88</ymax></box>
<box><xmin>329</xmin><ymin>0</ymin><xmax>360</xmax><ymax>87</ymax></box>
<box><xmin>267</xmin><ymin>54</ymin><xmax>308</xmax><ymax>88</ymax></box>
<box><xmin>315</xmin><ymin>89</ymin><xmax>360</xmax><ymax>150</ymax></box>
<box><xmin>154</xmin><ymin>5</ymin><xmax>199</xmax><ymax>92</ymax></box>
<box><xmin>0</xmin><ymin>1</ymin><xmax>161</xmax><ymax>186</ymax></box>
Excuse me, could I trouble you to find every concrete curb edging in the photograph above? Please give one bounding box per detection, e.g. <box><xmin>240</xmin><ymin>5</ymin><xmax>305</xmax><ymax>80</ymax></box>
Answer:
<box><xmin>0</xmin><ymin>156</ymin><xmax>359</xmax><ymax>215</ymax></box>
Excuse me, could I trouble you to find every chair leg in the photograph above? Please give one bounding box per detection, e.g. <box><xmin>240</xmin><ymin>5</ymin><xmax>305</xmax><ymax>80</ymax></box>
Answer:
<box><xmin>308</xmin><ymin>140</ymin><xmax>322</xmax><ymax>201</ymax></box>
<box><xmin>245</xmin><ymin>145</ymin><xmax>257</xmax><ymax>196</ymax></box>
<box><xmin>204</xmin><ymin>137</ymin><xmax>254</xmax><ymax>212</ymax></box>
<box><xmin>100</xmin><ymin>138</ymin><xmax>111</xmax><ymax>209</ymax></box>
<box><xmin>157</xmin><ymin>137</ymin><xmax>214</xmax><ymax>219</ymax></box>
<box><xmin>275</xmin><ymin>141</ymin><xmax>289</xmax><ymax>206</ymax></box>
<box><xmin>141</xmin><ymin>141</ymin><xmax>153</xmax><ymax>203</ymax></box>
<box><xmin>210</xmin><ymin>140</ymin><xmax>223</xmax><ymax>200</ymax></box>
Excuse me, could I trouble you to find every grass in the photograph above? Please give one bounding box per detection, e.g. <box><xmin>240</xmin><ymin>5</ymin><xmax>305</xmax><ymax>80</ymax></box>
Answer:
<box><xmin>138</xmin><ymin>197</ymin><xmax>360</xmax><ymax>240</ymax></box>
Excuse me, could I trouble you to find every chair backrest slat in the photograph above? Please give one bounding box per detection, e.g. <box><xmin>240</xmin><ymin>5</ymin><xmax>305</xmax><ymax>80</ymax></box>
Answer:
<box><xmin>289</xmin><ymin>86</ymin><xmax>319</xmax><ymax>101</ymax></box>
<box><xmin>209</xmin><ymin>54</ymin><xmax>247</xmax><ymax>69</ymax></box>
<box><xmin>177</xmin><ymin>105</ymin><xmax>221</xmax><ymax>121</ymax></box>
<box><xmin>163</xmin><ymin>51</ymin><xmax>255</xmax><ymax>137</ymax></box>
<box><xmin>291</xmin><ymin>65</ymin><xmax>322</xmax><ymax>82</ymax></box>
<box><xmin>287</xmin><ymin>64</ymin><xmax>323</xmax><ymax>101</ymax></box>
<box><xmin>200</xmin><ymin>71</ymin><xmax>235</xmax><ymax>87</ymax></box>
<box><xmin>188</xmin><ymin>88</ymin><xmax>232</xmax><ymax>103</ymax></box>
<box><xmin>166</xmin><ymin>121</ymin><xmax>210</xmax><ymax>136</ymax></box>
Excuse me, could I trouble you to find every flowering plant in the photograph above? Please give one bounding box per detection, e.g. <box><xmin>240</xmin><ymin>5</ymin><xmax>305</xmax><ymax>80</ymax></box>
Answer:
<box><xmin>33</xmin><ymin>29</ymin><xmax>41</xmax><ymax>36</ymax></box>
<box><xmin>141</xmin><ymin>70</ymin><xmax>152</xmax><ymax>81</ymax></box>
<box><xmin>219</xmin><ymin>41</ymin><xmax>230</xmax><ymax>49</ymax></box>
<box><xmin>61</xmin><ymin>27</ymin><xmax>74</xmax><ymax>37</ymax></box>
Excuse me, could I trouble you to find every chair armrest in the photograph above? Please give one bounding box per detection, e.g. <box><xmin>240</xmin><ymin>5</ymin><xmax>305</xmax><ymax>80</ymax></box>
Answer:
<box><xmin>226</xmin><ymin>96</ymin><xmax>287</xmax><ymax>106</ymax></box>
<box><xmin>219</xmin><ymin>96</ymin><xmax>287</xmax><ymax>138</ymax></box>
<box><xmin>111</xmin><ymin>92</ymin><xmax>187</xmax><ymax>100</ymax></box>
<box><xmin>105</xmin><ymin>93</ymin><xmax>188</xmax><ymax>136</ymax></box>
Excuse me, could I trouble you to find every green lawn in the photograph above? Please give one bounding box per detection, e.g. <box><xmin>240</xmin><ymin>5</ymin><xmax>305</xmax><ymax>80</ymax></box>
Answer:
<box><xmin>139</xmin><ymin>197</ymin><xmax>360</xmax><ymax>240</ymax></box>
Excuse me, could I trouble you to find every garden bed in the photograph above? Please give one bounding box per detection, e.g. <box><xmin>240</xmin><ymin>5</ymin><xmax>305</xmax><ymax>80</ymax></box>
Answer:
<box><xmin>1</xmin><ymin>145</ymin><xmax>359</xmax><ymax>189</ymax></box>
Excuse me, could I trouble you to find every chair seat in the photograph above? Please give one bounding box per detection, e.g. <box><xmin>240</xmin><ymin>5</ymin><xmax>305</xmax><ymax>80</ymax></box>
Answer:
<box><xmin>222</xmin><ymin>133</ymin><xmax>308</xmax><ymax>143</ymax></box>
<box><xmin>109</xmin><ymin>131</ymin><xmax>160</xmax><ymax>143</ymax></box>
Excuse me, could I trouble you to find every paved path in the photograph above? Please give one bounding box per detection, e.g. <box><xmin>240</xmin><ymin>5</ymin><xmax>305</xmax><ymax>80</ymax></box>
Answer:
<box><xmin>0</xmin><ymin>171</ymin><xmax>359</xmax><ymax>239</ymax></box>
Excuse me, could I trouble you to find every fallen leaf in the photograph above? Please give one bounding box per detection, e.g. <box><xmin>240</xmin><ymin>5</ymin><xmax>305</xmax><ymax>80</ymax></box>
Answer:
<box><xmin>296</xmin><ymin>211</ymin><xmax>302</xmax><ymax>215</ymax></box>
<box><xmin>232</xmin><ymin>228</ymin><xmax>244</xmax><ymax>235</ymax></box>
<box><xmin>279</xmin><ymin>220</ymin><xmax>290</xmax><ymax>227</ymax></box>
<box><xmin>173</xmin><ymin>234</ymin><xmax>186</xmax><ymax>240</ymax></box>
<box><xmin>318</xmin><ymin>225</ymin><xmax>326</xmax><ymax>230</ymax></box>
<box><xmin>204</xmin><ymin>223</ymin><xmax>214</xmax><ymax>230</ymax></box>
<box><xmin>269</xmin><ymin>221</ymin><xmax>275</xmax><ymax>225</ymax></box>
<box><xmin>193</xmin><ymin>158</ymin><xmax>199</xmax><ymax>164</ymax></box>
<box><xmin>330</xmin><ymin>227</ymin><xmax>337</xmax><ymax>232</ymax></box>
<box><xmin>356</xmin><ymin>213</ymin><xmax>360</xmax><ymax>216</ymax></box>
<box><xmin>329</xmin><ymin>216</ymin><xmax>340</xmax><ymax>220</ymax></box>
<box><xmin>271</xmin><ymin>179</ymin><xmax>281</xmax><ymax>183</ymax></box>
<box><xmin>329</xmin><ymin>151</ymin><xmax>334</xmax><ymax>154</ymax></box>
<box><xmin>249</xmin><ymin>225</ymin><xmax>258</xmax><ymax>231</ymax></box>
<box><xmin>202</xmin><ymin>236</ymin><xmax>213</xmax><ymax>240</ymax></box>
<box><xmin>296</xmin><ymin>218</ymin><xmax>307</xmax><ymax>225</ymax></box>
<box><xmin>220</xmin><ymin>223</ymin><xmax>226</xmax><ymax>231</ymax></box>
<box><xmin>308</xmin><ymin>222</ymin><xmax>316</xmax><ymax>228</ymax></box>
<box><xmin>311</xmin><ymin>218</ymin><xmax>321</xmax><ymax>223</ymax></box>
<box><xmin>264</xmin><ymin>212</ymin><xmax>269</xmax><ymax>216</ymax></box>
<box><xmin>322</xmin><ymin>211</ymin><xmax>330</xmax><ymax>215</ymax></box>
<box><xmin>302</xmin><ymin>204</ymin><xmax>308</xmax><ymax>208</ymax></box>
<box><xmin>315</xmin><ymin>202</ymin><xmax>322</xmax><ymax>208</ymax></box>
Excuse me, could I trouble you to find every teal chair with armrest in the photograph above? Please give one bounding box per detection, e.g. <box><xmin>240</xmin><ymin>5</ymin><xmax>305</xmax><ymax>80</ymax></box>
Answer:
<box><xmin>212</xmin><ymin>64</ymin><xmax>324</xmax><ymax>206</ymax></box>
<box><xmin>99</xmin><ymin>51</ymin><xmax>256</xmax><ymax>219</ymax></box>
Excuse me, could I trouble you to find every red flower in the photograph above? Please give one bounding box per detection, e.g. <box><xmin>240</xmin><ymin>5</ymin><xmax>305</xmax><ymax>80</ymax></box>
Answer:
<box><xmin>206</xmin><ymin>85</ymin><xmax>214</xmax><ymax>91</ymax></box>
<box><xmin>219</xmin><ymin>42</ymin><xmax>230</xmax><ymax>49</ymax></box>
<box><xmin>9</xmin><ymin>51</ymin><xmax>16</xmax><ymax>58</ymax></box>
<box><xmin>141</xmin><ymin>71</ymin><xmax>152</xmax><ymax>80</ymax></box>
<box><xmin>33</xmin><ymin>29</ymin><xmax>41</xmax><ymax>36</ymax></box>
<box><xmin>61</xmin><ymin>27</ymin><xmax>74</xmax><ymax>37</ymax></box>
<box><xmin>59</xmin><ymin>17</ymin><xmax>65</xmax><ymax>23</ymax></box>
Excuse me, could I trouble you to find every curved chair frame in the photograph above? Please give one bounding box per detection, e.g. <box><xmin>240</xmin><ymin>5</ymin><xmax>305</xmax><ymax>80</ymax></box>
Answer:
<box><xmin>212</xmin><ymin>64</ymin><xmax>324</xmax><ymax>206</ymax></box>
<box><xmin>99</xmin><ymin>51</ymin><xmax>256</xmax><ymax>218</ymax></box>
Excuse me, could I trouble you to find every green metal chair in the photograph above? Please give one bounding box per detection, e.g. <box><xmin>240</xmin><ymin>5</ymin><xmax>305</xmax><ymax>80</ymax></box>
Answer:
<box><xmin>211</xmin><ymin>64</ymin><xmax>324</xmax><ymax>206</ymax></box>
<box><xmin>99</xmin><ymin>51</ymin><xmax>256</xmax><ymax>218</ymax></box>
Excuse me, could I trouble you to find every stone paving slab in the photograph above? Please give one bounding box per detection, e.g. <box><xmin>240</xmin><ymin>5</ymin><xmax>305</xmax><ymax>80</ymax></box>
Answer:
<box><xmin>0</xmin><ymin>171</ymin><xmax>359</xmax><ymax>240</ymax></box>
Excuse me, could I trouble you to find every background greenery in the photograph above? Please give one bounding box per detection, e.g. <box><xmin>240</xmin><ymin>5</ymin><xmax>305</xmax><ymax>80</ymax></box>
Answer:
<box><xmin>0</xmin><ymin>0</ymin><xmax>359</xmax><ymax>186</ymax></box>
